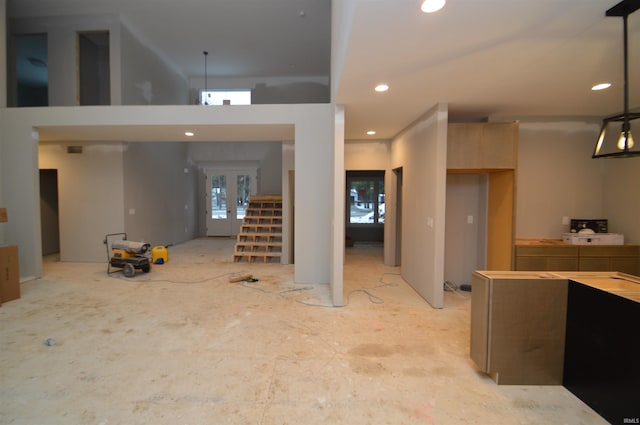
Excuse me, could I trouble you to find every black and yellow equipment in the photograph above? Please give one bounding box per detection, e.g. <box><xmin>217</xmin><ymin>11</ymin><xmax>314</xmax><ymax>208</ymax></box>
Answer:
<box><xmin>104</xmin><ymin>233</ymin><xmax>152</xmax><ymax>277</ymax></box>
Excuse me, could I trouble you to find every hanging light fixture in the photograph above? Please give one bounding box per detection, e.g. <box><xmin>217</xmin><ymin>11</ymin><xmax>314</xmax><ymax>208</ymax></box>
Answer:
<box><xmin>593</xmin><ymin>0</ymin><xmax>640</xmax><ymax>158</ymax></box>
<box><xmin>202</xmin><ymin>51</ymin><xmax>209</xmax><ymax>106</ymax></box>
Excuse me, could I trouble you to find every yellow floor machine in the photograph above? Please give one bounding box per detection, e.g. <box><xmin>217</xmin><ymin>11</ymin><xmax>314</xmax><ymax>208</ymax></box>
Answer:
<box><xmin>104</xmin><ymin>233</ymin><xmax>152</xmax><ymax>277</ymax></box>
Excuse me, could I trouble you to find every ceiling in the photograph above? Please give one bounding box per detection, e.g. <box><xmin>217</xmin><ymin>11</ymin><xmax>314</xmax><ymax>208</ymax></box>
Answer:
<box><xmin>7</xmin><ymin>0</ymin><xmax>640</xmax><ymax>141</ymax></box>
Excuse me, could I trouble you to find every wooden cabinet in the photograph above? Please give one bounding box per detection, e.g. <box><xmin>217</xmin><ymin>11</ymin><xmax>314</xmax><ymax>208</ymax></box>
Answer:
<box><xmin>578</xmin><ymin>245</ymin><xmax>639</xmax><ymax>274</ymax></box>
<box><xmin>470</xmin><ymin>271</ymin><xmax>568</xmax><ymax>385</ymax></box>
<box><xmin>515</xmin><ymin>241</ymin><xmax>639</xmax><ymax>275</ymax></box>
<box><xmin>447</xmin><ymin>122</ymin><xmax>519</xmax><ymax>271</ymax></box>
<box><xmin>0</xmin><ymin>245</ymin><xmax>20</xmax><ymax>304</ymax></box>
<box><xmin>515</xmin><ymin>245</ymin><xmax>579</xmax><ymax>271</ymax></box>
<box><xmin>447</xmin><ymin>122</ymin><xmax>518</xmax><ymax>170</ymax></box>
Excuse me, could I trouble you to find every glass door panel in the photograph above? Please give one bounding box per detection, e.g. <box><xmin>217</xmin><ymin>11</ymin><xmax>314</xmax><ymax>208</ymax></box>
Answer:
<box><xmin>236</xmin><ymin>175</ymin><xmax>251</xmax><ymax>220</ymax></box>
<box><xmin>205</xmin><ymin>169</ymin><xmax>257</xmax><ymax>236</ymax></box>
<box><xmin>211</xmin><ymin>175</ymin><xmax>227</xmax><ymax>219</ymax></box>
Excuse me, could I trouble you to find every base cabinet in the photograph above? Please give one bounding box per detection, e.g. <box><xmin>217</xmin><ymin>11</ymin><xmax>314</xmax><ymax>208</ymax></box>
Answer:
<box><xmin>515</xmin><ymin>242</ymin><xmax>639</xmax><ymax>275</ymax></box>
<box><xmin>470</xmin><ymin>271</ymin><xmax>568</xmax><ymax>384</ymax></box>
<box><xmin>0</xmin><ymin>245</ymin><xmax>20</xmax><ymax>304</ymax></box>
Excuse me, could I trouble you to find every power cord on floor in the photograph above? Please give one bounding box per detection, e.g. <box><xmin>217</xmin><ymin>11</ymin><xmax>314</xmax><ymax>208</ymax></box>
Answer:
<box><xmin>443</xmin><ymin>280</ymin><xmax>471</xmax><ymax>298</ymax></box>
<box><xmin>109</xmin><ymin>271</ymin><xmax>242</xmax><ymax>285</ymax></box>
<box><xmin>110</xmin><ymin>268</ymin><xmax>402</xmax><ymax>308</ymax></box>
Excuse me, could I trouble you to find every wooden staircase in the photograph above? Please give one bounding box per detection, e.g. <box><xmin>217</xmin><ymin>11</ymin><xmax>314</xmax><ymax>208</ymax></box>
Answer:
<box><xmin>233</xmin><ymin>195</ymin><xmax>283</xmax><ymax>263</ymax></box>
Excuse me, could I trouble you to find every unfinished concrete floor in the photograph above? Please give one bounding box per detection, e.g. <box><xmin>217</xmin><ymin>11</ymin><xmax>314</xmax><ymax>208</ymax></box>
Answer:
<box><xmin>0</xmin><ymin>238</ymin><xmax>607</xmax><ymax>424</ymax></box>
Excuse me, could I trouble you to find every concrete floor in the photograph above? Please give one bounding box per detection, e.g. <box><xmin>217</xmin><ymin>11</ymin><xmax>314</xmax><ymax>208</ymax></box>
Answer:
<box><xmin>0</xmin><ymin>238</ymin><xmax>607</xmax><ymax>425</ymax></box>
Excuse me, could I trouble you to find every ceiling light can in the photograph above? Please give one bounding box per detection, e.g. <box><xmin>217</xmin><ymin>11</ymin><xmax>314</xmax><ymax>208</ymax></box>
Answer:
<box><xmin>592</xmin><ymin>83</ymin><xmax>612</xmax><ymax>91</ymax></box>
<box><xmin>375</xmin><ymin>84</ymin><xmax>389</xmax><ymax>92</ymax></box>
<box><xmin>421</xmin><ymin>0</ymin><xmax>446</xmax><ymax>13</ymax></box>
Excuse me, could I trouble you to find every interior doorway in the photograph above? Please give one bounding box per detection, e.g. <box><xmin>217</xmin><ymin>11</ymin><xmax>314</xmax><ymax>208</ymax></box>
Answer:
<box><xmin>39</xmin><ymin>169</ymin><xmax>60</xmax><ymax>256</ymax></box>
<box><xmin>205</xmin><ymin>168</ymin><xmax>257</xmax><ymax>236</ymax></box>
<box><xmin>444</xmin><ymin>173</ymin><xmax>488</xmax><ymax>287</ymax></box>
<box><xmin>77</xmin><ymin>31</ymin><xmax>110</xmax><ymax>105</ymax></box>
<box><xmin>393</xmin><ymin>167</ymin><xmax>403</xmax><ymax>266</ymax></box>
<box><xmin>345</xmin><ymin>170</ymin><xmax>385</xmax><ymax>243</ymax></box>
<box><xmin>14</xmin><ymin>33</ymin><xmax>48</xmax><ymax>107</ymax></box>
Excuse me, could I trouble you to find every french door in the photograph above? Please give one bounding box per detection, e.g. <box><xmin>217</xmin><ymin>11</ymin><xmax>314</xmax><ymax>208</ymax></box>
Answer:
<box><xmin>205</xmin><ymin>168</ymin><xmax>256</xmax><ymax>236</ymax></box>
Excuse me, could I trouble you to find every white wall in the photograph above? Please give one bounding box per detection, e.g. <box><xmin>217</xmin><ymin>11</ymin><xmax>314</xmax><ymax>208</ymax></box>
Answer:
<box><xmin>0</xmin><ymin>116</ymin><xmax>41</xmax><ymax>278</ymax></box>
<box><xmin>331</xmin><ymin>105</ymin><xmax>345</xmax><ymax>306</ymax></box>
<box><xmin>513</xmin><ymin>119</ymin><xmax>605</xmax><ymax>239</ymax></box>
<box><xmin>345</xmin><ymin>139</ymin><xmax>390</xmax><ymax>169</ymax></box>
<box><xmin>603</xmin><ymin>157</ymin><xmax>640</xmax><ymax>244</ymax></box>
<box><xmin>119</xmin><ymin>23</ymin><xmax>188</xmax><ymax>105</ymax></box>
<box><xmin>189</xmin><ymin>142</ymin><xmax>282</xmax><ymax>194</ymax></box>
<box><xmin>39</xmin><ymin>143</ymin><xmax>125</xmax><ymax>262</ymax></box>
<box><xmin>391</xmin><ymin>104</ymin><xmax>448</xmax><ymax>308</ymax></box>
<box><xmin>294</xmin><ymin>106</ymin><xmax>335</xmax><ymax>285</ymax></box>
<box><xmin>123</xmin><ymin>142</ymin><xmax>196</xmax><ymax>246</ymax></box>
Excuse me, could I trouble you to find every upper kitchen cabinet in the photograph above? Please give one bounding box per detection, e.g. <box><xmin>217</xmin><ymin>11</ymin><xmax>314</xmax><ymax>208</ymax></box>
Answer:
<box><xmin>447</xmin><ymin>122</ymin><xmax>518</xmax><ymax>170</ymax></box>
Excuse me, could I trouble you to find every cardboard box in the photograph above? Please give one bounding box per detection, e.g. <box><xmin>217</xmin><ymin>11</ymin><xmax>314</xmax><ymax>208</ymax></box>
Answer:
<box><xmin>0</xmin><ymin>245</ymin><xmax>20</xmax><ymax>304</ymax></box>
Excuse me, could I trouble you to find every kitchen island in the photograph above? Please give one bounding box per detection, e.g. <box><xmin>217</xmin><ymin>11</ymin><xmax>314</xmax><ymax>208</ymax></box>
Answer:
<box><xmin>470</xmin><ymin>270</ymin><xmax>640</xmax><ymax>423</ymax></box>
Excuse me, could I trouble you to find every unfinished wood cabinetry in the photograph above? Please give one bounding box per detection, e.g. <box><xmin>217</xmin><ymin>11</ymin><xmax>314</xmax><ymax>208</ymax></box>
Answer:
<box><xmin>578</xmin><ymin>245</ymin><xmax>639</xmax><ymax>275</ymax></box>
<box><xmin>515</xmin><ymin>245</ymin><xmax>579</xmax><ymax>271</ymax></box>
<box><xmin>447</xmin><ymin>122</ymin><xmax>518</xmax><ymax>170</ymax></box>
<box><xmin>0</xmin><ymin>245</ymin><xmax>20</xmax><ymax>304</ymax></box>
<box><xmin>447</xmin><ymin>121</ymin><xmax>518</xmax><ymax>270</ymax></box>
<box><xmin>470</xmin><ymin>271</ymin><xmax>568</xmax><ymax>384</ymax></box>
<box><xmin>515</xmin><ymin>241</ymin><xmax>639</xmax><ymax>275</ymax></box>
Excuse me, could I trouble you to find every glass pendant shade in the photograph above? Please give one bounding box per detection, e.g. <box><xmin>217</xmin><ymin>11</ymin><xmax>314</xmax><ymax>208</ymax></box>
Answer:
<box><xmin>593</xmin><ymin>113</ymin><xmax>640</xmax><ymax>158</ymax></box>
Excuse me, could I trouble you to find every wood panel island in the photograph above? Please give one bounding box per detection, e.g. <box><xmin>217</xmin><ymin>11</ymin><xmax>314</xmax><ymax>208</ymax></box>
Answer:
<box><xmin>470</xmin><ymin>270</ymin><xmax>640</xmax><ymax>424</ymax></box>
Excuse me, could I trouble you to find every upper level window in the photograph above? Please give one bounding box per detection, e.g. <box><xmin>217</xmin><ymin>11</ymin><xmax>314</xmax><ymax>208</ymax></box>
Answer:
<box><xmin>200</xmin><ymin>90</ymin><xmax>251</xmax><ymax>106</ymax></box>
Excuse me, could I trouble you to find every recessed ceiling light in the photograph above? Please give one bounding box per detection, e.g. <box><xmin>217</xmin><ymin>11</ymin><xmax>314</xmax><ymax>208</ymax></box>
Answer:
<box><xmin>592</xmin><ymin>82</ymin><xmax>612</xmax><ymax>91</ymax></box>
<box><xmin>421</xmin><ymin>0</ymin><xmax>446</xmax><ymax>13</ymax></box>
<box><xmin>185</xmin><ymin>131</ymin><xmax>194</xmax><ymax>137</ymax></box>
<box><xmin>375</xmin><ymin>84</ymin><xmax>389</xmax><ymax>92</ymax></box>
<box><xmin>367</xmin><ymin>130</ymin><xmax>376</xmax><ymax>135</ymax></box>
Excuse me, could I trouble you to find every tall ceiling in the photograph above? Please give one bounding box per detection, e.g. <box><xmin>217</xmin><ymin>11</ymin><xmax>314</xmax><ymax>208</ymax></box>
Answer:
<box><xmin>7</xmin><ymin>0</ymin><xmax>640</xmax><ymax>140</ymax></box>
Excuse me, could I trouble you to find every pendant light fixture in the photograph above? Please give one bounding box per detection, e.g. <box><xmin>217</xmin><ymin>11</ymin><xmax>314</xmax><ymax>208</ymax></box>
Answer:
<box><xmin>593</xmin><ymin>0</ymin><xmax>640</xmax><ymax>158</ymax></box>
<box><xmin>203</xmin><ymin>51</ymin><xmax>209</xmax><ymax>105</ymax></box>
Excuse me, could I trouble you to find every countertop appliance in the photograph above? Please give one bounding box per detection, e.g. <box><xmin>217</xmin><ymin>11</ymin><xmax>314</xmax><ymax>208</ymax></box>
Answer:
<box><xmin>570</xmin><ymin>219</ymin><xmax>608</xmax><ymax>234</ymax></box>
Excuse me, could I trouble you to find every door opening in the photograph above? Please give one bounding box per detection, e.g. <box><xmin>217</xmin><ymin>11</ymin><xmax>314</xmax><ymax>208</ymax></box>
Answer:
<box><xmin>14</xmin><ymin>33</ymin><xmax>48</xmax><ymax>107</ymax></box>
<box><xmin>40</xmin><ymin>169</ymin><xmax>60</xmax><ymax>257</ymax></box>
<box><xmin>77</xmin><ymin>31</ymin><xmax>110</xmax><ymax>105</ymax></box>
<box><xmin>205</xmin><ymin>168</ymin><xmax>256</xmax><ymax>236</ymax></box>
<box><xmin>345</xmin><ymin>170</ymin><xmax>385</xmax><ymax>244</ymax></box>
<box><xmin>444</xmin><ymin>173</ymin><xmax>488</xmax><ymax>287</ymax></box>
<box><xmin>393</xmin><ymin>167</ymin><xmax>403</xmax><ymax>266</ymax></box>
